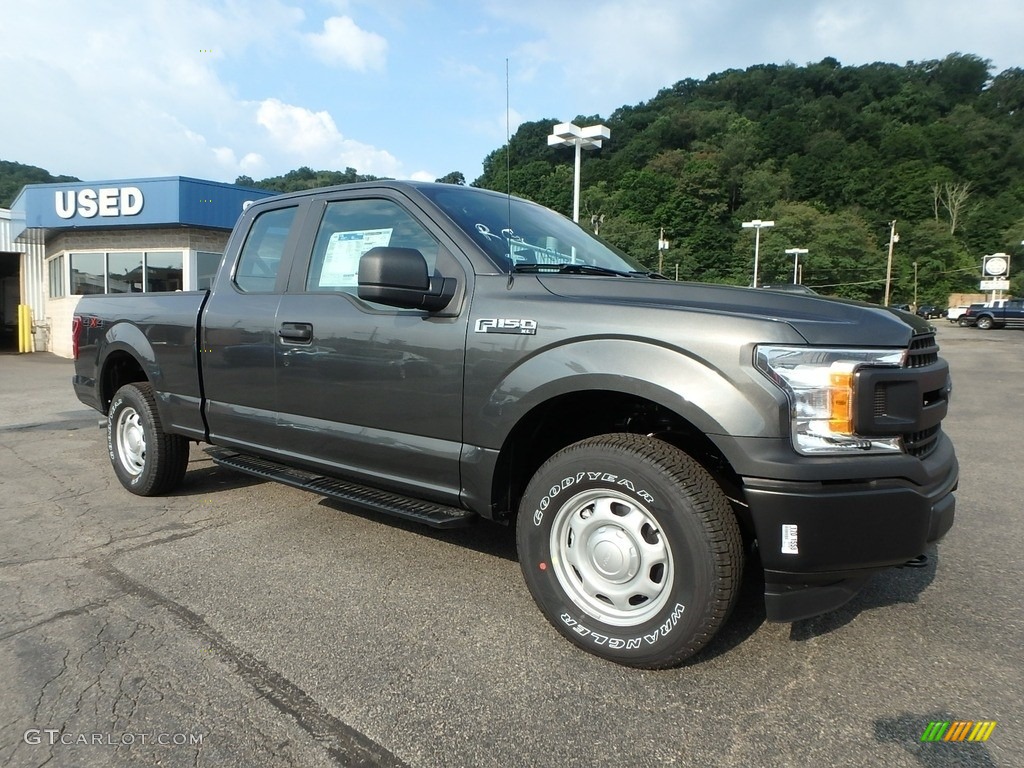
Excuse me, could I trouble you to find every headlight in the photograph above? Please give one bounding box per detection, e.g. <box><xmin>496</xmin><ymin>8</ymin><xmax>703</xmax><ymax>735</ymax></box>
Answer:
<box><xmin>755</xmin><ymin>345</ymin><xmax>906</xmax><ymax>455</ymax></box>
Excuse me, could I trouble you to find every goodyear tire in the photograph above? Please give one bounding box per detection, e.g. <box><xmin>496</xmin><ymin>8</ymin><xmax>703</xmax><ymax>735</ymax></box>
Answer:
<box><xmin>517</xmin><ymin>433</ymin><xmax>743</xmax><ymax>668</ymax></box>
<box><xmin>108</xmin><ymin>382</ymin><xmax>190</xmax><ymax>496</ymax></box>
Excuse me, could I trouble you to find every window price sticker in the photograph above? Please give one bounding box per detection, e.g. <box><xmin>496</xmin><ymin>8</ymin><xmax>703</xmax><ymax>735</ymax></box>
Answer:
<box><xmin>781</xmin><ymin>524</ymin><xmax>799</xmax><ymax>554</ymax></box>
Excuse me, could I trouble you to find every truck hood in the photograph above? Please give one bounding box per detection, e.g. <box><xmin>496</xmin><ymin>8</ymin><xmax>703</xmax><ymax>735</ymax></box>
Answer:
<box><xmin>536</xmin><ymin>276</ymin><xmax>931</xmax><ymax>346</ymax></box>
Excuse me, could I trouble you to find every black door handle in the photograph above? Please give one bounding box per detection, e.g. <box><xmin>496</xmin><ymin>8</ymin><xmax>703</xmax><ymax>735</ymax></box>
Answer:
<box><xmin>279</xmin><ymin>322</ymin><xmax>313</xmax><ymax>343</ymax></box>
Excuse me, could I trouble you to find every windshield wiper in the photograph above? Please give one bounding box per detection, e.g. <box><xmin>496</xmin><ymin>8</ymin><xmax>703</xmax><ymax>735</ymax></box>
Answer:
<box><xmin>512</xmin><ymin>263</ymin><xmax>635</xmax><ymax>278</ymax></box>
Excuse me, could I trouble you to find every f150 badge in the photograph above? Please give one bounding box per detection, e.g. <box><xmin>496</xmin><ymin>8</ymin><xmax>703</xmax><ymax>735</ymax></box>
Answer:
<box><xmin>475</xmin><ymin>318</ymin><xmax>538</xmax><ymax>335</ymax></box>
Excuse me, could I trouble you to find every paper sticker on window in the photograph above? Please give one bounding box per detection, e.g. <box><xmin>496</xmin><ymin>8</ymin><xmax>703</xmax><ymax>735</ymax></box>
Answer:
<box><xmin>781</xmin><ymin>524</ymin><xmax>799</xmax><ymax>554</ymax></box>
<box><xmin>318</xmin><ymin>228</ymin><xmax>393</xmax><ymax>287</ymax></box>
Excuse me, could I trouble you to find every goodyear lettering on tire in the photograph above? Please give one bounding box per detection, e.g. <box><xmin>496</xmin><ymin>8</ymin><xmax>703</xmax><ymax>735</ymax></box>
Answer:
<box><xmin>533</xmin><ymin>472</ymin><xmax>655</xmax><ymax>525</ymax></box>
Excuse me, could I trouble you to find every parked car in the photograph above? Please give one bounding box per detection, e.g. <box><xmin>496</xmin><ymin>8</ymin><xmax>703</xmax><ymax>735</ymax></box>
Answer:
<box><xmin>915</xmin><ymin>305</ymin><xmax>943</xmax><ymax>319</ymax></box>
<box><xmin>958</xmin><ymin>303</ymin><xmax>989</xmax><ymax>326</ymax></box>
<box><xmin>946</xmin><ymin>305</ymin><xmax>971</xmax><ymax>323</ymax></box>
<box><xmin>70</xmin><ymin>180</ymin><xmax>958</xmax><ymax>669</ymax></box>
<box><xmin>964</xmin><ymin>298</ymin><xmax>1024</xmax><ymax>330</ymax></box>
<box><xmin>891</xmin><ymin>303</ymin><xmax>912</xmax><ymax>312</ymax></box>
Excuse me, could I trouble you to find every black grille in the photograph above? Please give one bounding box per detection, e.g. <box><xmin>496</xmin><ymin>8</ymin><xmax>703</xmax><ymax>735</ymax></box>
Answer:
<box><xmin>906</xmin><ymin>331</ymin><xmax>939</xmax><ymax>368</ymax></box>
<box><xmin>903</xmin><ymin>331</ymin><xmax>942</xmax><ymax>459</ymax></box>
<box><xmin>904</xmin><ymin>425</ymin><xmax>941</xmax><ymax>458</ymax></box>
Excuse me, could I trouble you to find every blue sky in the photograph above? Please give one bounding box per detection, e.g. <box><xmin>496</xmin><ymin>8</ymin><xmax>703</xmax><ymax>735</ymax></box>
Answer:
<box><xmin>2</xmin><ymin>0</ymin><xmax>1022</xmax><ymax>186</ymax></box>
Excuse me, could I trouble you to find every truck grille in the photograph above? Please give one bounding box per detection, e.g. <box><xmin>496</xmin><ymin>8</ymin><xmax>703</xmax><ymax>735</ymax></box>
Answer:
<box><xmin>904</xmin><ymin>426</ymin><xmax>941</xmax><ymax>457</ymax></box>
<box><xmin>904</xmin><ymin>330</ymin><xmax>941</xmax><ymax>459</ymax></box>
<box><xmin>906</xmin><ymin>330</ymin><xmax>939</xmax><ymax>368</ymax></box>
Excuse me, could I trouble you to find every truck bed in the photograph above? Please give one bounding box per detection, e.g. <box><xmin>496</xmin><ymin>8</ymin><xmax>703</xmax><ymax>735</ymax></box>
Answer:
<box><xmin>72</xmin><ymin>291</ymin><xmax>209</xmax><ymax>435</ymax></box>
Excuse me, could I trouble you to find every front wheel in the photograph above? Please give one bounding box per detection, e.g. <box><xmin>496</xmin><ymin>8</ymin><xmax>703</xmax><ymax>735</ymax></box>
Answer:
<box><xmin>107</xmin><ymin>382</ymin><xmax>190</xmax><ymax>495</ymax></box>
<box><xmin>517</xmin><ymin>434</ymin><xmax>743</xmax><ymax>668</ymax></box>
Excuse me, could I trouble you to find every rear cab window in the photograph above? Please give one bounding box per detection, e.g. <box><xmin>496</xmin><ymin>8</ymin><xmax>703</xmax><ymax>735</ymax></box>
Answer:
<box><xmin>234</xmin><ymin>206</ymin><xmax>299</xmax><ymax>293</ymax></box>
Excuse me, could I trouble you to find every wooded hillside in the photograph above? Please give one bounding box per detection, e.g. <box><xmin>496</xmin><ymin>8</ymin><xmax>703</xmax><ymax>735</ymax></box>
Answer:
<box><xmin>474</xmin><ymin>53</ymin><xmax>1024</xmax><ymax>303</ymax></box>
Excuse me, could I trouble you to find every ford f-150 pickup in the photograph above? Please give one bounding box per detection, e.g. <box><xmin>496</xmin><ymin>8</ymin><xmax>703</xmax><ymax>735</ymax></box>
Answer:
<box><xmin>72</xmin><ymin>181</ymin><xmax>958</xmax><ymax>668</ymax></box>
<box><xmin>961</xmin><ymin>298</ymin><xmax>1024</xmax><ymax>329</ymax></box>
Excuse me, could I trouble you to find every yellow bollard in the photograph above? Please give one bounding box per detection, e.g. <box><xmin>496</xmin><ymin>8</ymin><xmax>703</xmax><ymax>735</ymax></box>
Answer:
<box><xmin>18</xmin><ymin>304</ymin><xmax>34</xmax><ymax>354</ymax></box>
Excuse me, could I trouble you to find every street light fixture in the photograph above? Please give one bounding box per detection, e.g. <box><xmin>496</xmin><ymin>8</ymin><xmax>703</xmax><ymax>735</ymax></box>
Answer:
<box><xmin>742</xmin><ymin>219</ymin><xmax>775</xmax><ymax>287</ymax></box>
<box><xmin>785</xmin><ymin>247</ymin><xmax>808</xmax><ymax>284</ymax></box>
<box><xmin>547</xmin><ymin>122</ymin><xmax>610</xmax><ymax>223</ymax></box>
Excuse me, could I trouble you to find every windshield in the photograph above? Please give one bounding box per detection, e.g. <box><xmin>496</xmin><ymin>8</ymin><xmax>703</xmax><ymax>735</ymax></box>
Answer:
<box><xmin>419</xmin><ymin>185</ymin><xmax>646</xmax><ymax>275</ymax></box>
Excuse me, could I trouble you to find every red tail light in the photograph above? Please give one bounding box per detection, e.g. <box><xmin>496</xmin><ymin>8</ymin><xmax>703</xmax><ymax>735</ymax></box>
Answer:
<box><xmin>72</xmin><ymin>316</ymin><xmax>82</xmax><ymax>360</ymax></box>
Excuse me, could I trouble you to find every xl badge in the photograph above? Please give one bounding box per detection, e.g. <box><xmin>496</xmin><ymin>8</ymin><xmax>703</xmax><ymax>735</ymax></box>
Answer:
<box><xmin>475</xmin><ymin>318</ymin><xmax>538</xmax><ymax>335</ymax></box>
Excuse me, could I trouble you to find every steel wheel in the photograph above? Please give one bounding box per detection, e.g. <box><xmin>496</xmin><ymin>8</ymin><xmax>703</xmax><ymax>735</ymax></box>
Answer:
<box><xmin>549</xmin><ymin>488</ymin><xmax>674</xmax><ymax>627</ymax></box>
<box><xmin>107</xmin><ymin>382</ymin><xmax>189</xmax><ymax>495</ymax></box>
<box><xmin>114</xmin><ymin>405</ymin><xmax>147</xmax><ymax>476</ymax></box>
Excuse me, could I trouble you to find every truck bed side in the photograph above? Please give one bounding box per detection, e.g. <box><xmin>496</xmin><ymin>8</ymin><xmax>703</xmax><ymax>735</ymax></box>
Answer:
<box><xmin>72</xmin><ymin>291</ymin><xmax>210</xmax><ymax>439</ymax></box>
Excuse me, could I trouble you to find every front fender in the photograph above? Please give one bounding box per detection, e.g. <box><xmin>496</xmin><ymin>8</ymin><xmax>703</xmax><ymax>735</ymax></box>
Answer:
<box><xmin>466</xmin><ymin>338</ymin><xmax>785</xmax><ymax>450</ymax></box>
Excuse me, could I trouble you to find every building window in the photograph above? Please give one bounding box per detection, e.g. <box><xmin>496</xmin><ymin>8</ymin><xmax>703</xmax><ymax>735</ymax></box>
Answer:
<box><xmin>146</xmin><ymin>251</ymin><xmax>183</xmax><ymax>291</ymax></box>
<box><xmin>108</xmin><ymin>251</ymin><xmax>144</xmax><ymax>293</ymax></box>
<box><xmin>70</xmin><ymin>252</ymin><xmax>106</xmax><ymax>295</ymax></box>
<box><xmin>196</xmin><ymin>251</ymin><xmax>222</xmax><ymax>290</ymax></box>
<box><xmin>48</xmin><ymin>254</ymin><xmax>66</xmax><ymax>298</ymax></box>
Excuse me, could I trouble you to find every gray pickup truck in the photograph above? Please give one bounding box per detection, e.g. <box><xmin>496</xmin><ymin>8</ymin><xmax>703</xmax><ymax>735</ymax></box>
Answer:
<box><xmin>72</xmin><ymin>181</ymin><xmax>958</xmax><ymax>668</ymax></box>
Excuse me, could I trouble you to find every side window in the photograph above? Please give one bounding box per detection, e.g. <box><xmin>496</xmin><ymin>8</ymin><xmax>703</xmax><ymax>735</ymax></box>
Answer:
<box><xmin>306</xmin><ymin>198</ymin><xmax>440</xmax><ymax>296</ymax></box>
<box><xmin>234</xmin><ymin>206</ymin><xmax>298</xmax><ymax>293</ymax></box>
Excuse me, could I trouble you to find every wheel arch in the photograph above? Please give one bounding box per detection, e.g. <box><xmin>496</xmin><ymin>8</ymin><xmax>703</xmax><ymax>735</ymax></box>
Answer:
<box><xmin>98</xmin><ymin>348</ymin><xmax>150</xmax><ymax>414</ymax></box>
<box><xmin>95</xmin><ymin>323</ymin><xmax>160</xmax><ymax>413</ymax></box>
<box><xmin>487</xmin><ymin>388</ymin><xmax>751</xmax><ymax>539</ymax></box>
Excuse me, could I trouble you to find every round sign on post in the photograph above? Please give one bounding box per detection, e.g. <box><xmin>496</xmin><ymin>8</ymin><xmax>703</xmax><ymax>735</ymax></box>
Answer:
<box><xmin>983</xmin><ymin>254</ymin><xmax>1009</xmax><ymax>276</ymax></box>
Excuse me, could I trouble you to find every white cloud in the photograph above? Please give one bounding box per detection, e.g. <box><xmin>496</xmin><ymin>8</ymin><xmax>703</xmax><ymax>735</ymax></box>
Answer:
<box><xmin>254</xmin><ymin>98</ymin><xmax>401</xmax><ymax>177</ymax></box>
<box><xmin>305</xmin><ymin>15</ymin><xmax>388</xmax><ymax>71</ymax></box>
<box><xmin>256</xmin><ymin>98</ymin><xmax>343</xmax><ymax>155</ymax></box>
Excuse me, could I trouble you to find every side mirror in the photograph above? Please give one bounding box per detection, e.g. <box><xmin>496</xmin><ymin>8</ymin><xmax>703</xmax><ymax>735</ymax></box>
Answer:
<box><xmin>358</xmin><ymin>247</ymin><xmax>456</xmax><ymax>312</ymax></box>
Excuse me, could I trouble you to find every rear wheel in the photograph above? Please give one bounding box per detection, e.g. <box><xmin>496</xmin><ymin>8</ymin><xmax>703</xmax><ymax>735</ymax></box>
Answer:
<box><xmin>107</xmin><ymin>382</ymin><xmax>190</xmax><ymax>495</ymax></box>
<box><xmin>976</xmin><ymin>316</ymin><xmax>994</xmax><ymax>330</ymax></box>
<box><xmin>517</xmin><ymin>433</ymin><xmax>743</xmax><ymax>668</ymax></box>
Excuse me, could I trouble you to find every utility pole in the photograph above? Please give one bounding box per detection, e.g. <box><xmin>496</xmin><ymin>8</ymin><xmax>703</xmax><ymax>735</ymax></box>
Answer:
<box><xmin>883</xmin><ymin>220</ymin><xmax>899</xmax><ymax>306</ymax></box>
<box><xmin>657</xmin><ymin>228</ymin><xmax>670</xmax><ymax>274</ymax></box>
<box><xmin>913</xmin><ymin>261</ymin><xmax>918</xmax><ymax>310</ymax></box>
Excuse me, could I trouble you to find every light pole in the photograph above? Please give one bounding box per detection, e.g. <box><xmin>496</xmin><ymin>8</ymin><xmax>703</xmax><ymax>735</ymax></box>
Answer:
<box><xmin>547</xmin><ymin>122</ymin><xmax>610</xmax><ymax>223</ymax></box>
<box><xmin>742</xmin><ymin>219</ymin><xmax>774</xmax><ymax>287</ymax></box>
<box><xmin>785</xmin><ymin>247</ymin><xmax>808</xmax><ymax>284</ymax></box>
<box><xmin>913</xmin><ymin>261</ymin><xmax>918</xmax><ymax>310</ymax></box>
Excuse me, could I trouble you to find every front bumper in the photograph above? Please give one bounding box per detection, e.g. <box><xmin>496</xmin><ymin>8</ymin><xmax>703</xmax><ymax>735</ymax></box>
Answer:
<box><xmin>738</xmin><ymin>434</ymin><xmax>958</xmax><ymax>622</ymax></box>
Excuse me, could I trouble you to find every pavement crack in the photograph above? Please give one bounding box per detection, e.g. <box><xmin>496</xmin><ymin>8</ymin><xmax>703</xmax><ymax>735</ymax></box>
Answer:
<box><xmin>0</xmin><ymin>598</ymin><xmax>121</xmax><ymax>642</ymax></box>
<box><xmin>88</xmin><ymin>559</ymin><xmax>410</xmax><ymax>768</ymax></box>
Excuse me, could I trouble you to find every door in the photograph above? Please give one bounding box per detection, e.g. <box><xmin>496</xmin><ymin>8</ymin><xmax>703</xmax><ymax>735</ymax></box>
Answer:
<box><xmin>201</xmin><ymin>202</ymin><xmax>302</xmax><ymax>451</ymax></box>
<box><xmin>273</xmin><ymin>193</ymin><xmax>469</xmax><ymax>504</ymax></box>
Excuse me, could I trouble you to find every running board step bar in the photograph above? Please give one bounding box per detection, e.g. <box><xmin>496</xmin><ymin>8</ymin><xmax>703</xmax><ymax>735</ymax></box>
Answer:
<box><xmin>206</xmin><ymin>448</ymin><xmax>476</xmax><ymax>529</ymax></box>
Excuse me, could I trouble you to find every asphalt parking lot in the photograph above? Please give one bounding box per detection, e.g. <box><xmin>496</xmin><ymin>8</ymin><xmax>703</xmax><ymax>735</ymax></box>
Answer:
<box><xmin>0</xmin><ymin>321</ymin><xmax>1021</xmax><ymax>768</ymax></box>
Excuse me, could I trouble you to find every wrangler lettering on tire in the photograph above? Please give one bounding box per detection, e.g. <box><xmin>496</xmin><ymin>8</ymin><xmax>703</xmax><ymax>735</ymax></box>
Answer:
<box><xmin>517</xmin><ymin>433</ymin><xmax>743</xmax><ymax>668</ymax></box>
